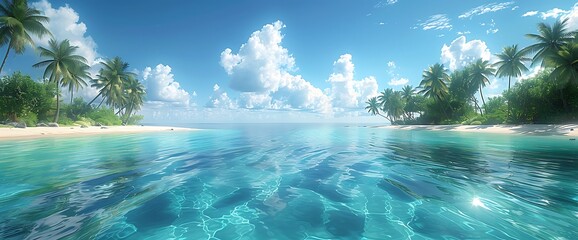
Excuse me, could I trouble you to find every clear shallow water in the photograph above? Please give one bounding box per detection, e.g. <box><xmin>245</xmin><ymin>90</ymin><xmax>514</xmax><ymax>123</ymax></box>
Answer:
<box><xmin>1</xmin><ymin>124</ymin><xmax>577</xmax><ymax>239</ymax></box>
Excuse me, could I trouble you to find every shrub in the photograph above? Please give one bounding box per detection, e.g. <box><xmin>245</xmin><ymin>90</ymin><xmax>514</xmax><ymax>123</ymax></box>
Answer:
<box><xmin>125</xmin><ymin>115</ymin><xmax>144</xmax><ymax>125</ymax></box>
<box><xmin>87</xmin><ymin>108</ymin><xmax>122</xmax><ymax>126</ymax></box>
<box><xmin>20</xmin><ymin>112</ymin><xmax>38</xmax><ymax>126</ymax></box>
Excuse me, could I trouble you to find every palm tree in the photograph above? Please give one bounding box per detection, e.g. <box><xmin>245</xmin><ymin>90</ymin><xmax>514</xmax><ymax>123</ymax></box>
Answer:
<box><xmin>419</xmin><ymin>63</ymin><xmax>450</xmax><ymax>119</ymax></box>
<box><xmin>88</xmin><ymin>57</ymin><xmax>136</xmax><ymax>109</ymax></box>
<box><xmin>401</xmin><ymin>85</ymin><xmax>414</xmax><ymax>120</ymax></box>
<box><xmin>524</xmin><ymin>19</ymin><xmax>574</xmax><ymax>66</ymax></box>
<box><xmin>387</xmin><ymin>91</ymin><xmax>406</xmax><ymax>123</ymax></box>
<box><xmin>401</xmin><ymin>85</ymin><xmax>413</xmax><ymax>101</ymax></box>
<box><xmin>365</xmin><ymin>97</ymin><xmax>386</xmax><ymax>119</ymax></box>
<box><xmin>419</xmin><ymin>63</ymin><xmax>450</xmax><ymax>102</ymax></box>
<box><xmin>377</xmin><ymin>88</ymin><xmax>394</xmax><ymax>123</ymax></box>
<box><xmin>64</xmin><ymin>62</ymin><xmax>91</xmax><ymax>103</ymax></box>
<box><xmin>493</xmin><ymin>45</ymin><xmax>530</xmax><ymax>118</ymax></box>
<box><xmin>545</xmin><ymin>42</ymin><xmax>578</xmax><ymax>111</ymax></box>
<box><xmin>33</xmin><ymin>39</ymin><xmax>90</xmax><ymax>123</ymax></box>
<box><xmin>0</xmin><ymin>0</ymin><xmax>50</xmax><ymax>73</ymax></box>
<box><xmin>121</xmin><ymin>77</ymin><xmax>145</xmax><ymax>123</ymax></box>
<box><xmin>470</xmin><ymin>59</ymin><xmax>495</xmax><ymax>114</ymax></box>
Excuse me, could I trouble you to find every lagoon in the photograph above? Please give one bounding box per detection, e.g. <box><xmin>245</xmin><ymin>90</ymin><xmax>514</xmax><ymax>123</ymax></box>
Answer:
<box><xmin>1</xmin><ymin>124</ymin><xmax>577</xmax><ymax>239</ymax></box>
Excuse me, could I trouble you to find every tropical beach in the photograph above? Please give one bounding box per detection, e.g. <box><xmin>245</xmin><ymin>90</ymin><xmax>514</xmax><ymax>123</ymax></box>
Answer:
<box><xmin>383</xmin><ymin>124</ymin><xmax>578</xmax><ymax>137</ymax></box>
<box><xmin>0</xmin><ymin>125</ymin><xmax>194</xmax><ymax>140</ymax></box>
<box><xmin>1</xmin><ymin>0</ymin><xmax>578</xmax><ymax>239</ymax></box>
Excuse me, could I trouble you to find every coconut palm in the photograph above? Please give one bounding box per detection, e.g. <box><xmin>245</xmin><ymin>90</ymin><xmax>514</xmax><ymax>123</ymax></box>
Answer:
<box><xmin>493</xmin><ymin>44</ymin><xmax>530</xmax><ymax>119</ymax></box>
<box><xmin>64</xmin><ymin>62</ymin><xmax>91</xmax><ymax>103</ymax></box>
<box><xmin>387</xmin><ymin>91</ymin><xmax>406</xmax><ymax>123</ymax></box>
<box><xmin>33</xmin><ymin>39</ymin><xmax>90</xmax><ymax>123</ymax></box>
<box><xmin>524</xmin><ymin>19</ymin><xmax>574</xmax><ymax>66</ymax></box>
<box><xmin>470</xmin><ymin>59</ymin><xmax>495</xmax><ymax>114</ymax></box>
<box><xmin>88</xmin><ymin>57</ymin><xmax>137</xmax><ymax>109</ymax></box>
<box><xmin>545</xmin><ymin>42</ymin><xmax>578</xmax><ymax>111</ymax></box>
<box><xmin>365</xmin><ymin>97</ymin><xmax>385</xmax><ymax>118</ymax></box>
<box><xmin>401</xmin><ymin>85</ymin><xmax>413</xmax><ymax>101</ymax></box>
<box><xmin>0</xmin><ymin>0</ymin><xmax>50</xmax><ymax>73</ymax></box>
<box><xmin>377</xmin><ymin>88</ymin><xmax>394</xmax><ymax>123</ymax></box>
<box><xmin>121</xmin><ymin>77</ymin><xmax>145</xmax><ymax>123</ymax></box>
<box><xmin>418</xmin><ymin>63</ymin><xmax>450</xmax><ymax>102</ymax></box>
<box><xmin>493</xmin><ymin>44</ymin><xmax>530</xmax><ymax>92</ymax></box>
<box><xmin>401</xmin><ymin>85</ymin><xmax>415</xmax><ymax>120</ymax></box>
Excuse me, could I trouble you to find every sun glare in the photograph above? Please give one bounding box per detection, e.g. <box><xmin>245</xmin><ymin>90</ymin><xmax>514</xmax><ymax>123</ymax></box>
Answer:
<box><xmin>472</xmin><ymin>197</ymin><xmax>489</xmax><ymax>210</ymax></box>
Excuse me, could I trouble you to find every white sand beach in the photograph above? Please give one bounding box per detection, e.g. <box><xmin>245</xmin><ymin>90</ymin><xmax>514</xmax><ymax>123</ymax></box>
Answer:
<box><xmin>0</xmin><ymin>125</ymin><xmax>195</xmax><ymax>140</ymax></box>
<box><xmin>382</xmin><ymin>124</ymin><xmax>578</xmax><ymax>137</ymax></box>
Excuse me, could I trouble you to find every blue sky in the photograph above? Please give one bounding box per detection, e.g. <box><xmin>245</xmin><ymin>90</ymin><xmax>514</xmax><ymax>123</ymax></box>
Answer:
<box><xmin>3</xmin><ymin>0</ymin><xmax>578</xmax><ymax>123</ymax></box>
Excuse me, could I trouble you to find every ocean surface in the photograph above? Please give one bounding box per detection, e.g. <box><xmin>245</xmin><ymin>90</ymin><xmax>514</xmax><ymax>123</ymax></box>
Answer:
<box><xmin>0</xmin><ymin>124</ymin><xmax>577</xmax><ymax>239</ymax></box>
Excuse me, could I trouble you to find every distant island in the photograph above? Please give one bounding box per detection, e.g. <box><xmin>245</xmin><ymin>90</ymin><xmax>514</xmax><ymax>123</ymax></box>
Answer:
<box><xmin>366</xmin><ymin>19</ymin><xmax>577</xmax><ymax>126</ymax></box>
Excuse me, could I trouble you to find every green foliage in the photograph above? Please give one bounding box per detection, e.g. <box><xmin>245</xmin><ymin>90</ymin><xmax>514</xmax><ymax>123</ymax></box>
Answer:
<box><xmin>484</xmin><ymin>96</ymin><xmax>507</xmax><ymax>124</ymax></box>
<box><xmin>0</xmin><ymin>0</ymin><xmax>51</xmax><ymax>73</ymax></box>
<box><xmin>0</xmin><ymin>72</ymin><xmax>54</xmax><ymax>122</ymax></box>
<box><xmin>504</xmin><ymin>69</ymin><xmax>578</xmax><ymax>123</ymax></box>
<box><xmin>20</xmin><ymin>112</ymin><xmax>37</xmax><ymax>126</ymax></box>
<box><xmin>86</xmin><ymin>108</ymin><xmax>122</xmax><ymax>126</ymax></box>
<box><xmin>64</xmin><ymin>97</ymin><xmax>93</xmax><ymax>120</ymax></box>
<box><xmin>125</xmin><ymin>114</ymin><xmax>144</xmax><ymax>125</ymax></box>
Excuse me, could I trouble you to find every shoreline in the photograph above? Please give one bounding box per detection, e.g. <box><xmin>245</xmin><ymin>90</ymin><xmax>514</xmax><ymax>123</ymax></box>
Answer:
<box><xmin>380</xmin><ymin>124</ymin><xmax>578</xmax><ymax>137</ymax></box>
<box><xmin>0</xmin><ymin>125</ymin><xmax>196</xmax><ymax>140</ymax></box>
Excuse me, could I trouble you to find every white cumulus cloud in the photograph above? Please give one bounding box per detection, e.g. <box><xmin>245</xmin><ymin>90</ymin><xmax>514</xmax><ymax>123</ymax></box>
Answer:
<box><xmin>388</xmin><ymin>78</ymin><xmax>409</xmax><ymax>86</ymax></box>
<box><xmin>31</xmin><ymin>0</ymin><xmax>102</xmax><ymax>102</ymax></box>
<box><xmin>541</xmin><ymin>8</ymin><xmax>570</xmax><ymax>19</ymax></box>
<box><xmin>440</xmin><ymin>36</ymin><xmax>491</xmax><ymax>71</ymax></box>
<box><xmin>562</xmin><ymin>4</ymin><xmax>578</xmax><ymax>31</ymax></box>
<box><xmin>220</xmin><ymin>21</ymin><xmax>331</xmax><ymax>113</ymax></box>
<box><xmin>327</xmin><ymin>54</ymin><xmax>378</xmax><ymax>109</ymax></box>
<box><xmin>32</xmin><ymin>0</ymin><xmax>99</xmax><ymax>66</ymax></box>
<box><xmin>206</xmin><ymin>84</ymin><xmax>237</xmax><ymax>109</ymax></box>
<box><xmin>143</xmin><ymin>64</ymin><xmax>191</xmax><ymax>107</ymax></box>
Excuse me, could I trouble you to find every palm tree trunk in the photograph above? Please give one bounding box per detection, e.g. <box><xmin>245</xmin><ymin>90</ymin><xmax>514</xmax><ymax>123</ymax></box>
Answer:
<box><xmin>54</xmin><ymin>85</ymin><xmax>60</xmax><ymax>123</ymax></box>
<box><xmin>560</xmin><ymin>88</ymin><xmax>569</xmax><ymax>113</ymax></box>
<box><xmin>479</xmin><ymin>85</ymin><xmax>486</xmax><ymax>116</ymax></box>
<box><xmin>124</xmin><ymin>105</ymin><xmax>133</xmax><ymax>124</ymax></box>
<box><xmin>378</xmin><ymin>113</ymin><xmax>393</xmax><ymax>125</ymax></box>
<box><xmin>87</xmin><ymin>82</ymin><xmax>112</xmax><ymax>106</ymax></box>
<box><xmin>97</xmin><ymin>97</ymin><xmax>105</xmax><ymax>108</ymax></box>
<box><xmin>0</xmin><ymin>45</ymin><xmax>12</xmax><ymax>74</ymax></box>
<box><xmin>506</xmin><ymin>76</ymin><xmax>511</xmax><ymax>121</ymax></box>
<box><xmin>87</xmin><ymin>91</ymin><xmax>102</xmax><ymax>106</ymax></box>
<box><xmin>472</xmin><ymin>97</ymin><xmax>482</xmax><ymax>116</ymax></box>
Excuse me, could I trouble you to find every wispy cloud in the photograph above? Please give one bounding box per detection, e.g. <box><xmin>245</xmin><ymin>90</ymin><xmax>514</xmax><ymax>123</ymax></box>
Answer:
<box><xmin>459</xmin><ymin>1</ymin><xmax>515</xmax><ymax>19</ymax></box>
<box><xmin>522</xmin><ymin>11</ymin><xmax>538</xmax><ymax>17</ymax></box>
<box><xmin>540</xmin><ymin>8</ymin><xmax>570</xmax><ymax>19</ymax></box>
<box><xmin>522</xmin><ymin>8</ymin><xmax>571</xmax><ymax>20</ymax></box>
<box><xmin>418</xmin><ymin>14</ymin><xmax>452</xmax><ymax>31</ymax></box>
<box><xmin>374</xmin><ymin>0</ymin><xmax>398</xmax><ymax>8</ymax></box>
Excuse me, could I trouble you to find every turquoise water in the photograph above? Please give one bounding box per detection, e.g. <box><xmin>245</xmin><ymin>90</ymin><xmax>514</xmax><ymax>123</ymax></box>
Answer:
<box><xmin>1</xmin><ymin>124</ymin><xmax>577</xmax><ymax>239</ymax></box>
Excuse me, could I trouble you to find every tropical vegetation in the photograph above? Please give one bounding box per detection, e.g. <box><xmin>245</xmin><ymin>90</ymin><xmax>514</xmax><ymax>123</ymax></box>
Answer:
<box><xmin>0</xmin><ymin>0</ymin><xmax>145</xmax><ymax>127</ymax></box>
<box><xmin>368</xmin><ymin>18</ymin><xmax>578</xmax><ymax>125</ymax></box>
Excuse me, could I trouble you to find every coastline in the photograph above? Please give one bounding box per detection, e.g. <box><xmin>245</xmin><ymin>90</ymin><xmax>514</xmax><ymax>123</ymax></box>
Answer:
<box><xmin>0</xmin><ymin>125</ymin><xmax>196</xmax><ymax>140</ymax></box>
<box><xmin>381</xmin><ymin>124</ymin><xmax>578</xmax><ymax>137</ymax></box>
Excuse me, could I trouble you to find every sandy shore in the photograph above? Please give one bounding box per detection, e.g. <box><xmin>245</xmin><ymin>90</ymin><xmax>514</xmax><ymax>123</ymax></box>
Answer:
<box><xmin>0</xmin><ymin>125</ymin><xmax>196</xmax><ymax>140</ymax></box>
<box><xmin>381</xmin><ymin>124</ymin><xmax>578</xmax><ymax>137</ymax></box>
